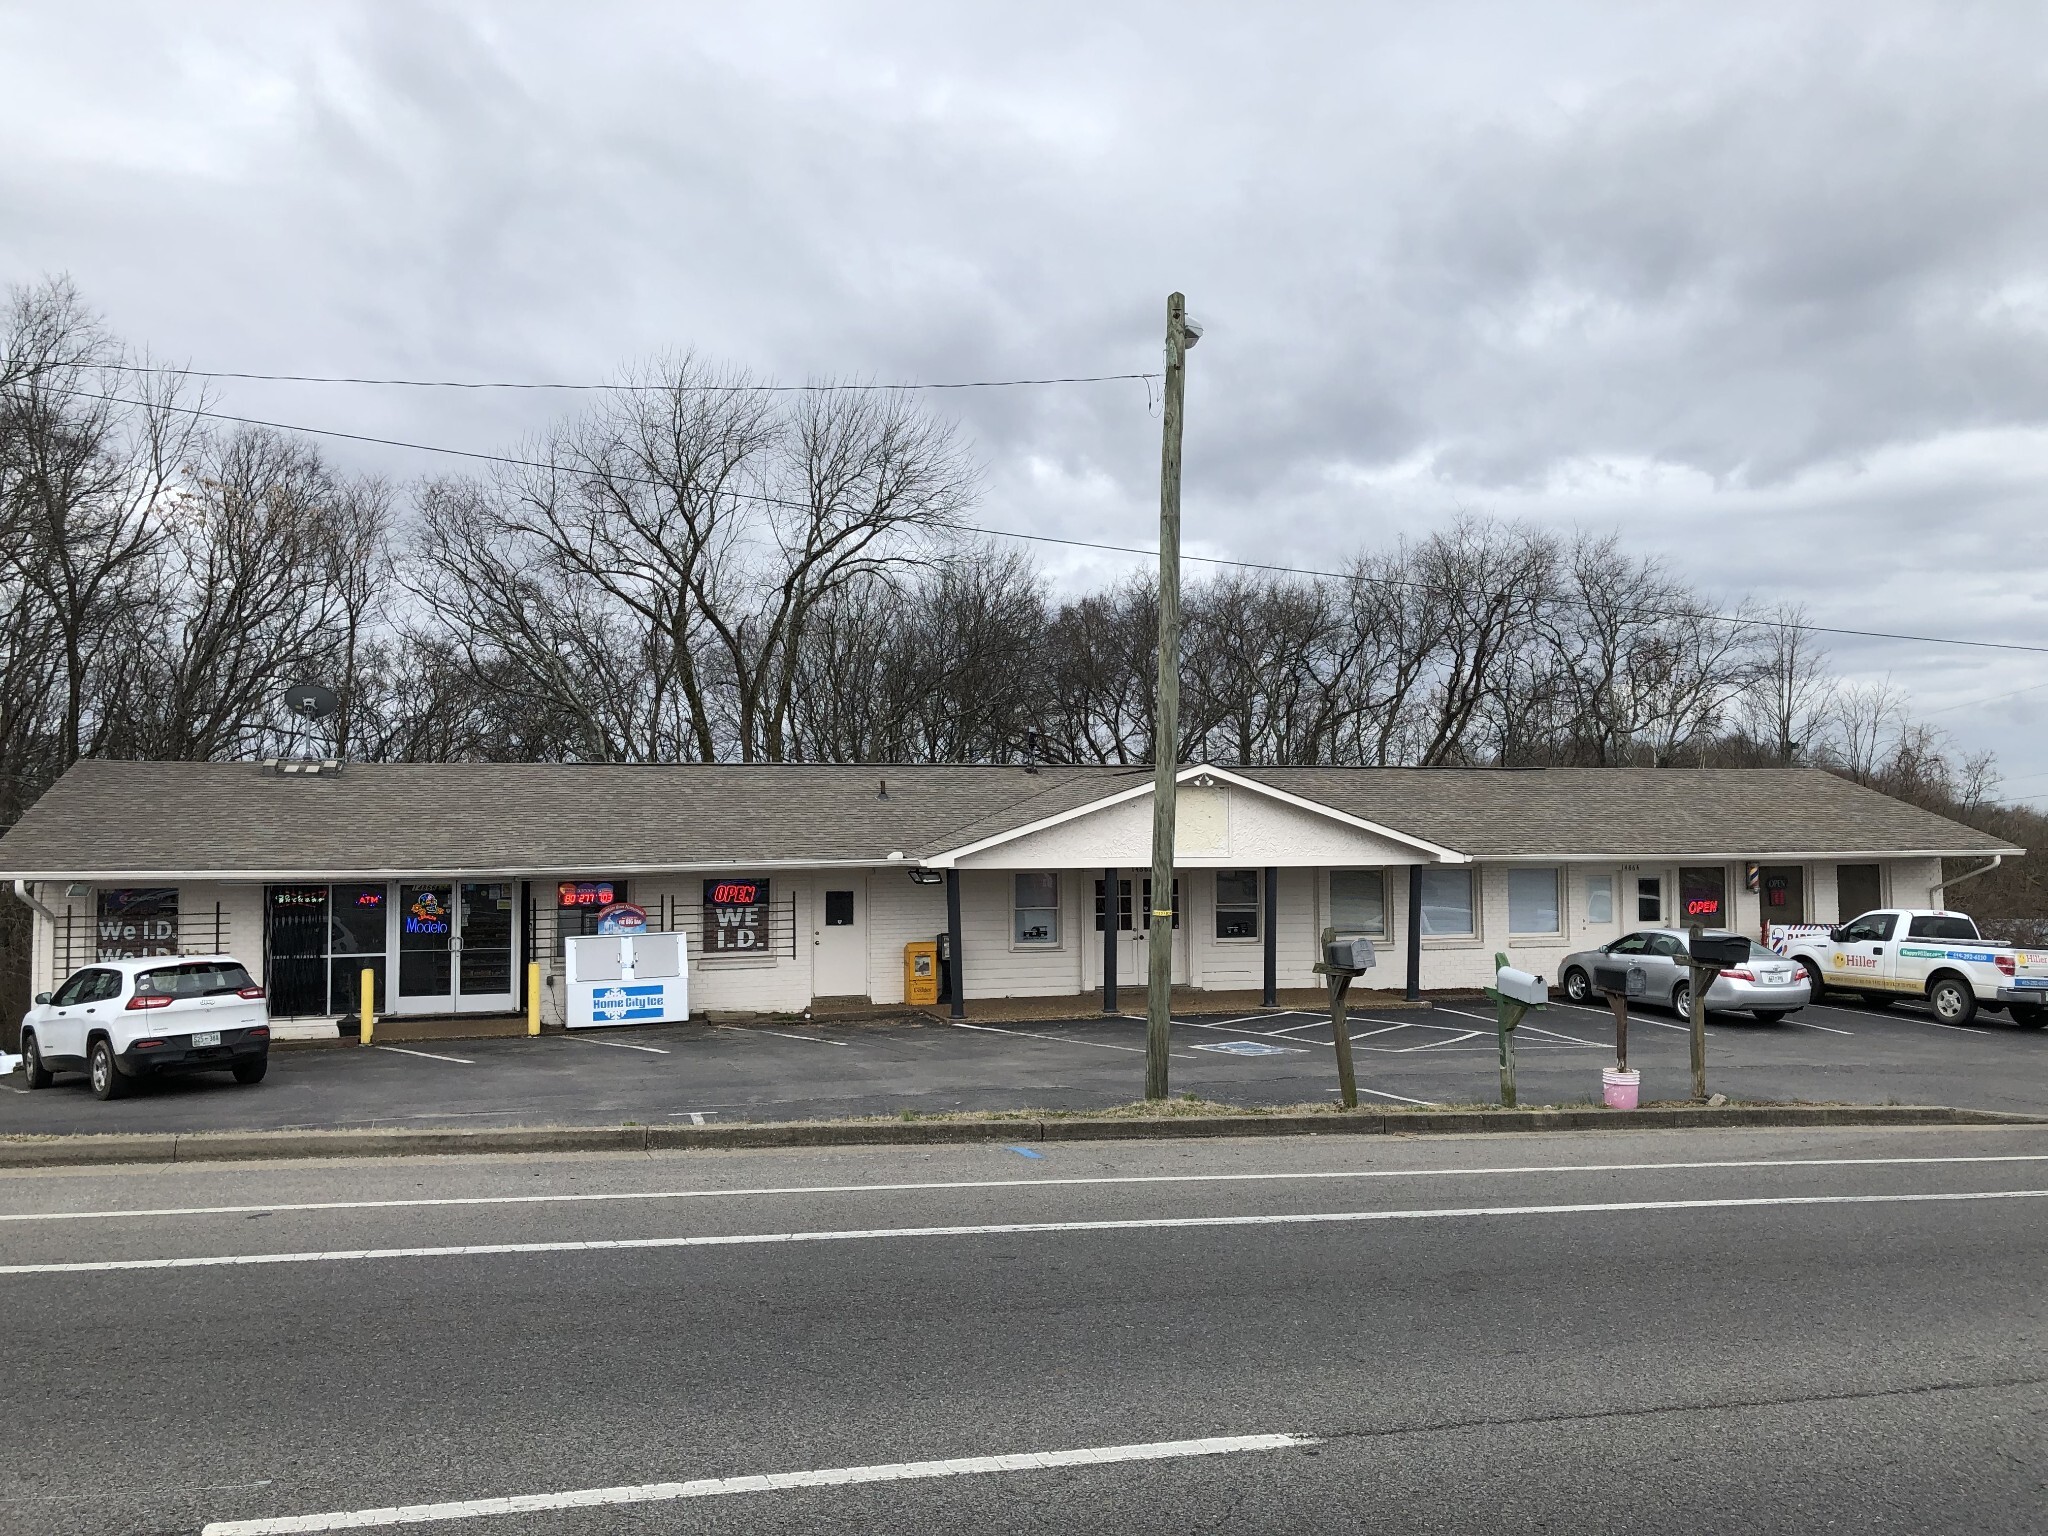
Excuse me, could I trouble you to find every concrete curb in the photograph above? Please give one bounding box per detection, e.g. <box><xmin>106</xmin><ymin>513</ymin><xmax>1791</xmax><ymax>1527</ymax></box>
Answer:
<box><xmin>0</xmin><ymin>1104</ymin><xmax>2039</xmax><ymax>1169</ymax></box>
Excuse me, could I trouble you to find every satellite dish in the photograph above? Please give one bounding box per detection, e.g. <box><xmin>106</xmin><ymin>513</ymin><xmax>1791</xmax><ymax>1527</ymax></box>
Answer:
<box><xmin>284</xmin><ymin>682</ymin><xmax>340</xmax><ymax>722</ymax></box>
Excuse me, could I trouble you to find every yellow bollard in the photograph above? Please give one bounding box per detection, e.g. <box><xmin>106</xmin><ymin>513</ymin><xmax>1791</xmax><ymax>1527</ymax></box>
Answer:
<box><xmin>527</xmin><ymin>961</ymin><xmax>542</xmax><ymax>1036</ymax></box>
<box><xmin>360</xmin><ymin>966</ymin><xmax>375</xmax><ymax>1045</ymax></box>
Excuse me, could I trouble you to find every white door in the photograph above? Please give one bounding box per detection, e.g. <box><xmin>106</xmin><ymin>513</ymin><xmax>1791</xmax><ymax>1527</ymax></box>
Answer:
<box><xmin>813</xmin><ymin>877</ymin><xmax>868</xmax><ymax>998</ymax></box>
<box><xmin>395</xmin><ymin>882</ymin><xmax>520</xmax><ymax>1015</ymax></box>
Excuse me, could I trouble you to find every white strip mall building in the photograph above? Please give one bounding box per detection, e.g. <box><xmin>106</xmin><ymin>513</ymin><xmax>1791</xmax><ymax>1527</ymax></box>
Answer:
<box><xmin>0</xmin><ymin>760</ymin><xmax>2018</xmax><ymax>1034</ymax></box>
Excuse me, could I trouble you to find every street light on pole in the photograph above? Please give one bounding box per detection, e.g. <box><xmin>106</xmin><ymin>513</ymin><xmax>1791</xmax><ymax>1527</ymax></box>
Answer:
<box><xmin>1146</xmin><ymin>293</ymin><xmax>1196</xmax><ymax>1099</ymax></box>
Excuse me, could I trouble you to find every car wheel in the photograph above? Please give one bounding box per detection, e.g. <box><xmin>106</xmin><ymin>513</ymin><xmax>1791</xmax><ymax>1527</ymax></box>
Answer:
<box><xmin>1563</xmin><ymin>967</ymin><xmax>1592</xmax><ymax>1004</ymax></box>
<box><xmin>1860</xmin><ymin>993</ymin><xmax>1895</xmax><ymax>1011</ymax></box>
<box><xmin>89</xmin><ymin>1038</ymin><xmax>126</xmax><ymax>1101</ymax></box>
<box><xmin>232</xmin><ymin>1059</ymin><xmax>268</xmax><ymax>1085</ymax></box>
<box><xmin>21</xmin><ymin>1031</ymin><xmax>53</xmax><ymax>1089</ymax></box>
<box><xmin>1928</xmin><ymin>977</ymin><xmax>1978</xmax><ymax>1027</ymax></box>
<box><xmin>1752</xmin><ymin>1010</ymin><xmax>1787</xmax><ymax>1024</ymax></box>
<box><xmin>1673</xmin><ymin>982</ymin><xmax>1692</xmax><ymax>1023</ymax></box>
<box><xmin>2010</xmin><ymin>1003</ymin><xmax>2047</xmax><ymax>1030</ymax></box>
<box><xmin>1798</xmin><ymin>958</ymin><xmax>1825</xmax><ymax>998</ymax></box>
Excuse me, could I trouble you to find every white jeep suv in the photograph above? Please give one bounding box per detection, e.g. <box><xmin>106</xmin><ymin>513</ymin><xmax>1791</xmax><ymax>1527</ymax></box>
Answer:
<box><xmin>19</xmin><ymin>956</ymin><xmax>271</xmax><ymax>1100</ymax></box>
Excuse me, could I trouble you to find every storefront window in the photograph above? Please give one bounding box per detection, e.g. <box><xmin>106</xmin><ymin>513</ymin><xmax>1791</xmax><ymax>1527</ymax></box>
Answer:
<box><xmin>1637</xmin><ymin>876</ymin><xmax>1662</xmax><ymax>923</ymax></box>
<box><xmin>97</xmin><ymin>887</ymin><xmax>179</xmax><ymax>961</ymax></box>
<box><xmin>267</xmin><ymin>884</ymin><xmax>390</xmax><ymax>1018</ymax></box>
<box><xmin>1331</xmin><ymin>870</ymin><xmax>1385</xmax><ymax>936</ymax></box>
<box><xmin>1013</xmin><ymin>873</ymin><xmax>1060</xmax><ymax>945</ymax></box>
<box><xmin>1214</xmin><ymin>870</ymin><xmax>1260</xmax><ymax>940</ymax></box>
<box><xmin>1585</xmin><ymin>874</ymin><xmax>1614</xmax><ymax>925</ymax></box>
<box><xmin>1507</xmin><ymin>868</ymin><xmax>1561</xmax><ymax>935</ymax></box>
<box><xmin>1679</xmin><ymin>867</ymin><xmax>1728</xmax><ymax>926</ymax></box>
<box><xmin>1419</xmin><ymin>868</ymin><xmax>1475</xmax><ymax>938</ymax></box>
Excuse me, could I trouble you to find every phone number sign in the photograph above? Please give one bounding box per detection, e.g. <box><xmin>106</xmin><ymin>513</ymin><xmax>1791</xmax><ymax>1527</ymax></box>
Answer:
<box><xmin>703</xmin><ymin>879</ymin><xmax>771</xmax><ymax>953</ymax></box>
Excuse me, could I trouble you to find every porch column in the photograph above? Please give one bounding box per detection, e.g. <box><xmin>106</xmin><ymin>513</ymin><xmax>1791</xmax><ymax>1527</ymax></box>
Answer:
<box><xmin>1101</xmin><ymin>866</ymin><xmax>1118</xmax><ymax>1013</ymax></box>
<box><xmin>1261</xmin><ymin>866</ymin><xmax>1278</xmax><ymax>1007</ymax></box>
<box><xmin>946</xmin><ymin>867</ymin><xmax>966</xmax><ymax>1020</ymax></box>
<box><xmin>1405</xmin><ymin>864</ymin><xmax>1423</xmax><ymax>1001</ymax></box>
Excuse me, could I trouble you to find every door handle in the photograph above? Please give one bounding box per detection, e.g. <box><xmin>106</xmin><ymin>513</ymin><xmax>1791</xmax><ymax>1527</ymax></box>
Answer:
<box><xmin>1873</xmin><ymin>947</ymin><xmax>1884</xmax><ymax>955</ymax></box>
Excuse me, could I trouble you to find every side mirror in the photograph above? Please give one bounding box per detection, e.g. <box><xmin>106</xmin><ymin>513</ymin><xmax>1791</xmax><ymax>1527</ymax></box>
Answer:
<box><xmin>1826</xmin><ymin>926</ymin><xmax>1843</xmax><ymax>943</ymax></box>
<box><xmin>33</xmin><ymin>991</ymin><xmax>51</xmax><ymax>1005</ymax></box>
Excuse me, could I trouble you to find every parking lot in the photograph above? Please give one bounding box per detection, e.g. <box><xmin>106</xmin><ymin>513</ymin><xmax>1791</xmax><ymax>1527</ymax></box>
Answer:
<box><xmin>6</xmin><ymin>988</ymin><xmax>2047</xmax><ymax>1136</ymax></box>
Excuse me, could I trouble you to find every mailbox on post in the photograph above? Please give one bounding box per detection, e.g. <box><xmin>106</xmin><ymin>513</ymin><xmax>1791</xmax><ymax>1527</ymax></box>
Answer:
<box><xmin>1314</xmin><ymin>929</ymin><xmax>1377</xmax><ymax>1110</ymax></box>
<box><xmin>1593</xmin><ymin>960</ymin><xmax>1646</xmax><ymax>1108</ymax></box>
<box><xmin>1484</xmin><ymin>954</ymin><xmax>1547</xmax><ymax>1107</ymax></box>
<box><xmin>1688</xmin><ymin>933</ymin><xmax>1751</xmax><ymax>969</ymax></box>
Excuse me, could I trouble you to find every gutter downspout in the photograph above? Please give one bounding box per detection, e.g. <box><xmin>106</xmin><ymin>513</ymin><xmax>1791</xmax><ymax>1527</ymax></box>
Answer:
<box><xmin>1932</xmin><ymin>853</ymin><xmax>2003</xmax><ymax>910</ymax></box>
<box><xmin>10</xmin><ymin>878</ymin><xmax>57</xmax><ymax>923</ymax></box>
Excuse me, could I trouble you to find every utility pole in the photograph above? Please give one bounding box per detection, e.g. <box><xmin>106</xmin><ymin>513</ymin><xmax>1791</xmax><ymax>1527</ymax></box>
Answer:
<box><xmin>1146</xmin><ymin>292</ymin><xmax>1192</xmax><ymax>1100</ymax></box>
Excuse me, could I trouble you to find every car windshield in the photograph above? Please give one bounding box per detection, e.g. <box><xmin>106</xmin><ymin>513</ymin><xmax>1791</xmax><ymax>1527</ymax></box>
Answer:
<box><xmin>1906</xmin><ymin>915</ymin><xmax>1980</xmax><ymax>941</ymax></box>
<box><xmin>134</xmin><ymin>961</ymin><xmax>256</xmax><ymax>998</ymax></box>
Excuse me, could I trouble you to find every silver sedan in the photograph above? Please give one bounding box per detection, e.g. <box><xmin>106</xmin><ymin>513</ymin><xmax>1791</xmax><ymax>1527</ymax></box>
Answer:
<box><xmin>1557</xmin><ymin>929</ymin><xmax>1811</xmax><ymax>1022</ymax></box>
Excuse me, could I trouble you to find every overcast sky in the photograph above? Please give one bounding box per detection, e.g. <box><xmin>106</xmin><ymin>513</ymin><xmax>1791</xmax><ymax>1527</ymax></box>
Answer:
<box><xmin>6</xmin><ymin>3</ymin><xmax>2048</xmax><ymax>791</ymax></box>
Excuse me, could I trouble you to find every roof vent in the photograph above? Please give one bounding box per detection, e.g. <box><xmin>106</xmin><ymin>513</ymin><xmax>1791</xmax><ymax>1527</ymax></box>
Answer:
<box><xmin>263</xmin><ymin>758</ymin><xmax>343</xmax><ymax>778</ymax></box>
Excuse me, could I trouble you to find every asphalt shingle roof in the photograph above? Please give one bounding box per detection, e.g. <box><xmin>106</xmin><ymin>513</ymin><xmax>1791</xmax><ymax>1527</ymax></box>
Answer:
<box><xmin>0</xmin><ymin>758</ymin><xmax>2014</xmax><ymax>879</ymax></box>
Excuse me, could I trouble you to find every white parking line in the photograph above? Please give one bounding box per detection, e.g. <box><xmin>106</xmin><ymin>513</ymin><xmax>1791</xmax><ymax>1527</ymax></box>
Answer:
<box><xmin>1325</xmin><ymin>1085</ymin><xmax>1439</xmax><ymax>1106</ymax></box>
<box><xmin>716</xmin><ymin>1026</ymin><xmax>848</xmax><ymax>1048</ymax></box>
<box><xmin>373</xmin><ymin>1046</ymin><xmax>475</xmax><ymax>1065</ymax></box>
<box><xmin>16</xmin><ymin>1189</ymin><xmax>2047</xmax><ymax>1278</ymax></box>
<box><xmin>1785</xmin><ymin>1018</ymin><xmax>1854</xmax><ymax>1036</ymax></box>
<box><xmin>11</xmin><ymin>1154</ymin><xmax>2043</xmax><ymax>1224</ymax></box>
<box><xmin>571</xmin><ymin>1037</ymin><xmax>671</xmax><ymax>1055</ymax></box>
<box><xmin>952</xmin><ymin>1020</ymin><xmax>1197</xmax><ymax>1059</ymax></box>
<box><xmin>1377</xmin><ymin>1029</ymin><xmax>1483</xmax><ymax>1054</ymax></box>
<box><xmin>198</xmin><ymin>1435</ymin><xmax>1316</xmax><ymax>1535</ymax></box>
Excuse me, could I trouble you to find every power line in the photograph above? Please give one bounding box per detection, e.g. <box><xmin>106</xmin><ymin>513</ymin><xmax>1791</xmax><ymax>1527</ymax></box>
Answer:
<box><xmin>96</xmin><ymin>362</ymin><xmax>1161</xmax><ymax>393</ymax></box>
<box><xmin>36</xmin><ymin>382</ymin><xmax>2048</xmax><ymax>661</ymax></box>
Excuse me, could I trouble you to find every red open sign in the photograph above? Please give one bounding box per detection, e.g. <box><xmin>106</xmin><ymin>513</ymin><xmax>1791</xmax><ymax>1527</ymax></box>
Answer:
<box><xmin>1685</xmin><ymin>897</ymin><xmax>1721</xmax><ymax>916</ymax></box>
<box><xmin>707</xmin><ymin>881</ymin><xmax>762</xmax><ymax>906</ymax></box>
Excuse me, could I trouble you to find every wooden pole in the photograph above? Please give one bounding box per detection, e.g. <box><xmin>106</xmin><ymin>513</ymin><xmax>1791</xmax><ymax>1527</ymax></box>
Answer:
<box><xmin>1330</xmin><ymin>972</ymin><xmax>1358</xmax><ymax>1109</ymax></box>
<box><xmin>1146</xmin><ymin>291</ymin><xmax>1189</xmax><ymax>1101</ymax></box>
<box><xmin>1609</xmin><ymin>991</ymin><xmax>1629</xmax><ymax>1071</ymax></box>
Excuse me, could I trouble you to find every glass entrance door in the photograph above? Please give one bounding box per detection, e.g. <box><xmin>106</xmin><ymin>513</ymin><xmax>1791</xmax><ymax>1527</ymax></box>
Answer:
<box><xmin>397</xmin><ymin>884</ymin><xmax>455</xmax><ymax>1008</ymax></box>
<box><xmin>395</xmin><ymin>881</ymin><xmax>519</xmax><ymax>1014</ymax></box>
<box><xmin>456</xmin><ymin>882</ymin><xmax>516</xmax><ymax>1012</ymax></box>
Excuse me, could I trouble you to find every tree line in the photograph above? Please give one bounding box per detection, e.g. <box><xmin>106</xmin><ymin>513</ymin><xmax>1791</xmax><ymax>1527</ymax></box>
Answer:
<box><xmin>3</xmin><ymin>276</ymin><xmax>2040</xmax><ymax>1008</ymax></box>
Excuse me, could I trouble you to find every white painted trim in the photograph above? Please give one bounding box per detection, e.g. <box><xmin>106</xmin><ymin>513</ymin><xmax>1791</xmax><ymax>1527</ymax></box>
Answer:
<box><xmin>922</xmin><ymin>762</ymin><xmax>1468</xmax><ymax>868</ymax></box>
<box><xmin>0</xmin><ymin>857</ymin><xmax>910</xmax><ymax>882</ymax></box>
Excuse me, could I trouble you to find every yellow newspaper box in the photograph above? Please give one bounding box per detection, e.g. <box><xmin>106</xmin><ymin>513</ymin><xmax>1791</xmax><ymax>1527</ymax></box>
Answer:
<box><xmin>904</xmin><ymin>940</ymin><xmax>940</xmax><ymax>1006</ymax></box>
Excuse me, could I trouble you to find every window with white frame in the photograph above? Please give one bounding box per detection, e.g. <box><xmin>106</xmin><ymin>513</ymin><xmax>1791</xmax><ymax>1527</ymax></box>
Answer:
<box><xmin>1331</xmin><ymin>869</ymin><xmax>1386</xmax><ymax>936</ymax></box>
<box><xmin>1418</xmin><ymin>867</ymin><xmax>1476</xmax><ymax>938</ymax></box>
<box><xmin>1585</xmin><ymin>873</ymin><xmax>1614</xmax><ymax>925</ymax></box>
<box><xmin>1214</xmin><ymin>869</ymin><xmax>1260</xmax><ymax>940</ymax></box>
<box><xmin>1012</xmin><ymin>872</ymin><xmax>1060</xmax><ymax>946</ymax></box>
<box><xmin>1507</xmin><ymin>867</ymin><xmax>1562</xmax><ymax>935</ymax></box>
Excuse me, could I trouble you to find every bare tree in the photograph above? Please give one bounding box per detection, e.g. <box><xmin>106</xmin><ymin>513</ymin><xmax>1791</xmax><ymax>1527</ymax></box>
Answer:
<box><xmin>1740</xmin><ymin>603</ymin><xmax>1835</xmax><ymax>764</ymax></box>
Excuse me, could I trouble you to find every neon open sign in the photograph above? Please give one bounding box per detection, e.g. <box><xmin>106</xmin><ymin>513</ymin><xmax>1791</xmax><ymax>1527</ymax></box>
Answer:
<box><xmin>1685</xmin><ymin>898</ymin><xmax>1721</xmax><ymax>916</ymax></box>
<box><xmin>703</xmin><ymin>878</ymin><xmax>770</xmax><ymax>953</ymax></box>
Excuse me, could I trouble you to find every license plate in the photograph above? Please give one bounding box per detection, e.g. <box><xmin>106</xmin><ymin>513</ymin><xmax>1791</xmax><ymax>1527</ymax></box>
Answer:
<box><xmin>191</xmin><ymin>1031</ymin><xmax>221</xmax><ymax>1049</ymax></box>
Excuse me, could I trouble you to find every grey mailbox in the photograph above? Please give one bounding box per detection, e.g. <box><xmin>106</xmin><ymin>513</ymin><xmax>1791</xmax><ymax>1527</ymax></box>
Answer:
<box><xmin>1493</xmin><ymin>965</ymin><xmax>1549</xmax><ymax>1007</ymax></box>
<box><xmin>1325</xmin><ymin>936</ymin><xmax>1377</xmax><ymax>975</ymax></box>
<box><xmin>1593</xmin><ymin>962</ymin><xmax>1647</xmax><ymax>997</ymax></box>
<box><xmin>1689</xmin><ymin>933</ymin><xmax>1751</xmax><ymax>969</ymax></box>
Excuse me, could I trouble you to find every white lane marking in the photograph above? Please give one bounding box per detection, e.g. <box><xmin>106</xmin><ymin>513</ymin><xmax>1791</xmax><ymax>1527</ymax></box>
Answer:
<box><xmin>1266</xmin><ymin>1019</ymin><xmax>1334</xmax><ymax>1037</ymax></box>
<box><xmin>1911</xmin><ymin>1016</ymin><xmax>1989</xmax><ymax>1036</ymax></box>
<box><xmin>950</xmin><ymin>1020</ymin><xmax>1197</xmax><ymax>1059</ymax></box>
<box><xmin>1378</xmin><ymin>1030</ymin><xmax>1483</xmax><ymax>1053</ymax></box>
<box><xmin>1517</xmin><ymin>1024</ymin><xmax>1603</xmax><ymax>1047</ymax></box>
<box><xmin>1785</xmin><ymin>1018</ymin><xmax>1854</xmax><ymax>1036</ymax></box>
<box><xmin>1325</xmin><ymin>1086</ymin><xmax>1439</xmax><ymax>1106</ymax></box>
<box><xmin>571</xmin><ymin>1037</ymin><xmax>670</xmax><ymax>1055</ymax></box>
<box><xmin>1170</xmin><ymin>1017</ymin><xmax>1317</xmax><ymax>1040</ymax></box>
<box><xmin>14</xmin><ymin>1154</ymin><xmax>2046</xmax><ymax>1225</ymax></box>
<box><xmin>373</xmin><ymin>1046</ymin><xmax>475</xmax><ymax>1065</ymax></box>
<box><xmin>18</xmin><ymin>1189</ymin><xmax>2046</xmax><ymax>1277</ymax></box>
<box><xmin>198</xmin><ymin>1434</ymin><xmax>1315</xmax><ymax>1535</ymax></box>
<box><xmin>715</xmin><ymin>1026</ymin><xmax>849</xmax><ymax>1047</ymax></box>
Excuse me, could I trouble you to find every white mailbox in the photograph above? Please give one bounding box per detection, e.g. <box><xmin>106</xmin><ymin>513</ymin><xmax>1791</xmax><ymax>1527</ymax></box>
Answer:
<box><xmin>564</xmin><ymin>933</ymin><xmax>689</xmax><ymax>1029</ymax></box>
<box><xmin>1493</xmin><ymin>966</ymin><xmax>1550</xmax><ymax>1007</ymax></box>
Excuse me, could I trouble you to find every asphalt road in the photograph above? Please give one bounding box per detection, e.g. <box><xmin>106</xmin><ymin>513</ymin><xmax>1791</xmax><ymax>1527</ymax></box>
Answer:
<box><xmin>4</xmin><ymin>1124</ymin><xmax>2046</xmax><ymax>1534</ymax></box>
<box><xmin>7</xmin><ymin>992</ymin><xmax>2048</xmax><ymax>1135</ymax></box>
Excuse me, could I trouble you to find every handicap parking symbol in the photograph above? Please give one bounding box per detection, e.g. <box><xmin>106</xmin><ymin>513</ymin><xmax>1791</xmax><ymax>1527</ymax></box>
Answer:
<box><xmin>1192</xmin><ymin>1040</ymin><xmax>1305</xmax><ymax>1056</ymax></box>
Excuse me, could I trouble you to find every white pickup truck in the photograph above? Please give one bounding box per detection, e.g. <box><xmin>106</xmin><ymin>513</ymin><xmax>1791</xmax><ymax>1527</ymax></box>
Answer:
<box><xmin>1778</xmin><ymin>909</ymin><xmax>2048</xmax><ymax>1028</ymax></box>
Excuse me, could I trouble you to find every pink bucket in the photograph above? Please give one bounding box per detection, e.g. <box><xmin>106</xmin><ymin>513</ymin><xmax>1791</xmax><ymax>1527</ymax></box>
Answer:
<box><xmin>1602</xmin><ymin>1068</ymin><xmax>1641</xmax><ymax>1110</ymax></box>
